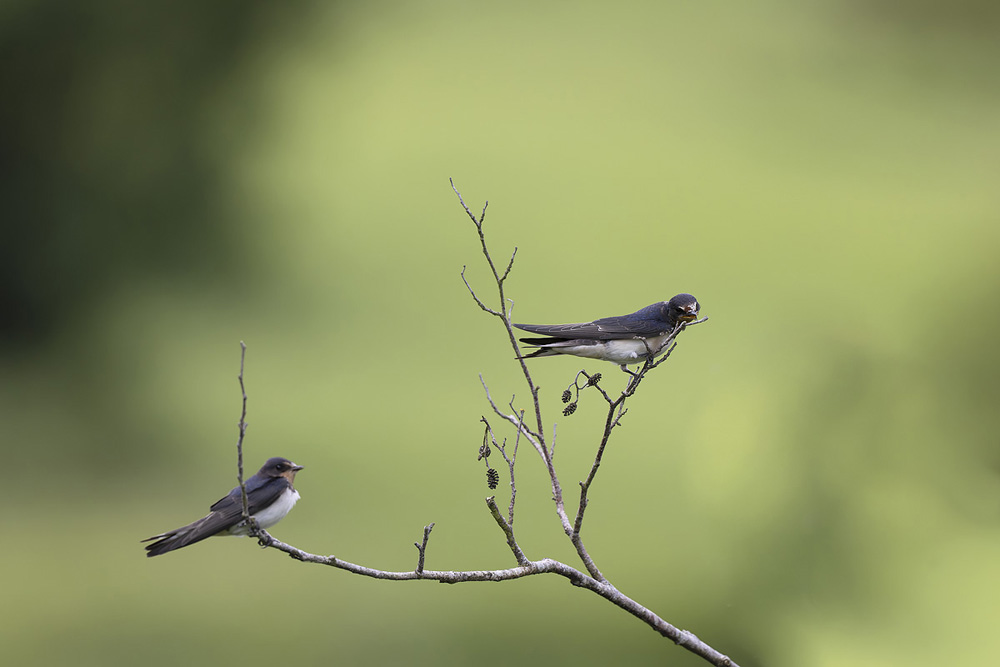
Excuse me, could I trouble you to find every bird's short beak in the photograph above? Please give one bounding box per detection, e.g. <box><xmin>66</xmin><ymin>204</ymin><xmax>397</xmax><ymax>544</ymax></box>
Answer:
<box><xmin>679</xmin><ymin>304</ymin><xmax>700</xmax><ymax>322</ymax></box>
<box><xmin>291</xmin><ymin>464</ymin><xmax>304</xmax><ymax>471</ymax></box>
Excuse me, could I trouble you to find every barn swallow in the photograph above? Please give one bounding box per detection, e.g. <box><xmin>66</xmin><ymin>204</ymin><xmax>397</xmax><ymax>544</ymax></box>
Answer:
<box><xmin>514</xmin><ymin>293</ymin><xmax>700</xmax><ymax>366</ymax></box>
<box><xmin>142</xmin><ymin>457</ymin><xmax>303</xmax><ymax>557</ymax></box>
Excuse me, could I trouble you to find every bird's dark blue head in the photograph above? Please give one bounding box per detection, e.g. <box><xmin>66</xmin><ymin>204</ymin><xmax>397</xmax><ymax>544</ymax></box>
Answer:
<box><xmin>665</xmin><ymin>293</ymin><xmax>700</xmax><ymax>323</ymax></box>
<box><xmin>258</xmin><ymin>457</ymin><xmax>304</xmax><ymax>483</ymax></box>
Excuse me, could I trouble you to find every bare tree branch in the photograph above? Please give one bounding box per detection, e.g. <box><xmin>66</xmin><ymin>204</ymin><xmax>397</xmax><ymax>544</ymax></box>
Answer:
<box><xmin>447</xmin><ymin>181</ymin><xmax>726</xmax><ymax>658</ymax></box>
<box><xmin>228</xmin><ymin>182</ymin><xmax>736</xmax><ymax>667</ymax></box>
<box><xmin>251</xmin><ymin>528</ymin><xmax>735</xmax><ymax>666</ymax></box>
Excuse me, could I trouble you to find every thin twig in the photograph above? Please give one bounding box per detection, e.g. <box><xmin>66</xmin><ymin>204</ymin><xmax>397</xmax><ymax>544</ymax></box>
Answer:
<box><xmin>506</xmin><ymin>410</ymin><xmax>523</xmax><ymax>525</ymax></box>
<box><xmin>570</xmin><ymin>317</ymin><xmax>708</xmax><ymax>543</ymax></box>
<box><xmin>414</xmin><ymin>523</ymin><xmax>434</xmax><ymax>575</ymax></box>
<box><xmin>451</xmin><ymin>179</ymin><xmax>545</xmax><ymax>446</ymax></box>
<box><xmin>480</xmin><ymin>376</ymin><xmax>544</xmax><ymax>455</ymax></box>
<box><xmin>461</xmin><ymin>266</ymin><xmax>501</xmax><ymax>316</ymax></box>
<box><xmin>486</xmin><ymin>497</ymin><xmax>529</xmax><ymax>566</ymax></box>
<box><xmin>482</xmin><ymin>417</ymin><xmax>520</xmax><ymax>526</ymax></box>
<box><xmin>480</xmin><ymin>410</ymin><xmax>524</xmax><ymax>528</ymax></box>
<box><xmin>236</xmin><ymin>342</ymin><xmax>253</xmax><ymax>532</ymax></box>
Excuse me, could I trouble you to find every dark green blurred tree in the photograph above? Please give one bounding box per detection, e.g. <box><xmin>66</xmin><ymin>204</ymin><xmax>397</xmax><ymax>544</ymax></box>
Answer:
<box><xmin>0</xmin><ymin>0</ymin><xmax>319</xmax><ymax>344</ymax></box>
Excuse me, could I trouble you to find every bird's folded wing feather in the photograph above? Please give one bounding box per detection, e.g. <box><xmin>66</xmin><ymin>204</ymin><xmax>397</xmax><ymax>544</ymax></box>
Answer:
<box><xmin>515</xmin><ymin>316</ymin><xmax>668</xmax><ymax>340</ymax></box>
<box><xmin>207</xmin><ymin>478</ymin><xmax>290</xmax><ymax>524</ymax></box>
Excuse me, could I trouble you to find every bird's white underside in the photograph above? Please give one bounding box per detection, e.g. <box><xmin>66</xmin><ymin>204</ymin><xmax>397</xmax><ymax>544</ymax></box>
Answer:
<box><xmin>547</xmin><ymin>332</ymin><xmax>673</xmax><ymax>364</ymax></box>
<box><xmin>225</xmin><ymin>487</ymin><xmax>300</xmax><ymax>536</ymax></box>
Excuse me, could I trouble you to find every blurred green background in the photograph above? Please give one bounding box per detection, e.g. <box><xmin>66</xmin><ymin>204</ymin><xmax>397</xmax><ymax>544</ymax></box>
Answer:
<box><xmin>2</xmin><ymin>1</ymin><xmax>998</xmax><ymax>665</ymax></box>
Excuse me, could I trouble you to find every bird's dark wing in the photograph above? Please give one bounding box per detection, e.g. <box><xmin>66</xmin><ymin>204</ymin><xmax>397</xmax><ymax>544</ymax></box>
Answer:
<box><xmin>515</xmin><ymin>315</ymin><xmax>670</xmax><ymax>341</ymax></box>
<box><xmin>142</xmin><ymin>477</ymin><xmax>291</xmax><ymax>557</ymax></box>
<box><xmin>207</xmin><ymin>477</ymin><xmax>290</xmax><ymax>523</ymax></box>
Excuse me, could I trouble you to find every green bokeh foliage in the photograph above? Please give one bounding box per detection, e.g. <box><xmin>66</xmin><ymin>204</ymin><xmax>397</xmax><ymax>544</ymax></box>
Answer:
<box><xmin>2</xmin><ymin>2</ymin><xmax>998</xmax><ymax>666</ymax></box>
